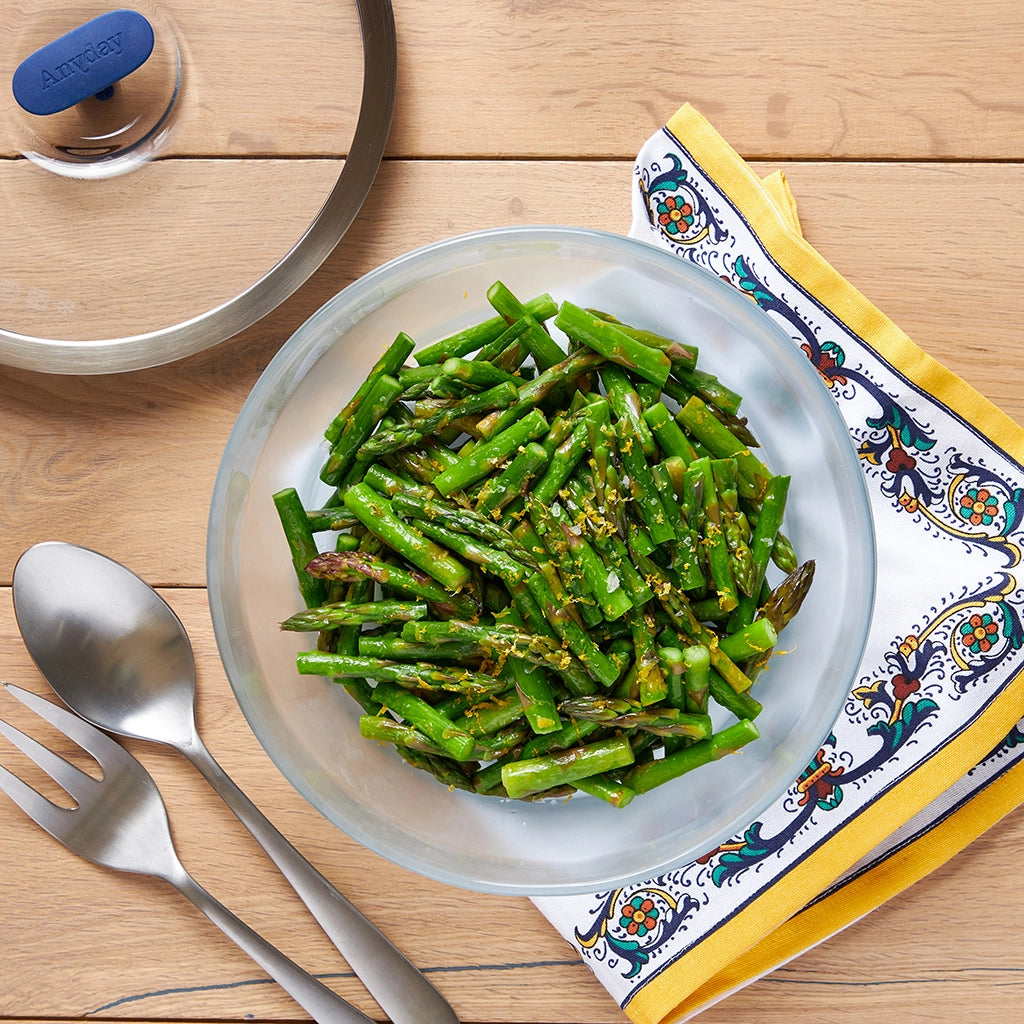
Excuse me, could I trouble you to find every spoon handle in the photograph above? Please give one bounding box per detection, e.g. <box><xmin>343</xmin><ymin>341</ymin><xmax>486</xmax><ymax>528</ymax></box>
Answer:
<box><xmin>184</xmin><ymin>737</ymin><xmax>458</xmax><ymax>1024</ymax></box>
<box><xmin>168</xmin><ymin>863</ymin><xmax>375</xmax><ymax>1024</ymax></box>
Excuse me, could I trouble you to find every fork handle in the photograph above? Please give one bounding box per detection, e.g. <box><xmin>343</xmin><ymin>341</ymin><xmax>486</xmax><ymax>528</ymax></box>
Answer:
<box><xmin>169</xmin><ymin>865</ymin><xmax>373</xmax><ymax>1024</ymax></box>
<box><xmin>184</xmin><ymin>736</ymin><xmax>458</xmax><ymax>1024</ymax></box>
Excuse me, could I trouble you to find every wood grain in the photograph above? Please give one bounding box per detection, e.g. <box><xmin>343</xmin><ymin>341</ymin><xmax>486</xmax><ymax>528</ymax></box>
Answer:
<box><xmin>0</xmin><ymin>159</ymin><xmax>342</xmax><ymax>339</ymax></box>
<box><xmin>1</xmin><ymin>158</ymin><xmax>1021</xmax><ymax>584</ymax></box>
<box><xmin>2</xmin><ymin>586</ymin><xmax>1023</xmax><ymax>1023</ymax></box>
<box><xmin>388</xmin><ymin>0</ymin><xmax>1024</xmax><ymax>161</ymax></box>
<box><xmin>0</xmin><ymin>0</ymin><xmax>363</xmax><ymax>157</ymax></box>
<box><xmin>4</xmin><ymin>0</ymin><xmax>1024</xmax><ymax>161</ymax></box>
<box><xmin>3</xmin><ymin>3</ymin><xmax>1024</xmax><ymax>1020</ymax></box>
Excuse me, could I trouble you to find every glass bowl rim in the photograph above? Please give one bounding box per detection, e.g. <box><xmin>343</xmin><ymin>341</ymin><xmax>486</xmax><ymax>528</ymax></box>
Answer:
<box><xmin>207</xmin><ymin>223</ymin><xmax>878</xmax><ymax>895</ymax></box>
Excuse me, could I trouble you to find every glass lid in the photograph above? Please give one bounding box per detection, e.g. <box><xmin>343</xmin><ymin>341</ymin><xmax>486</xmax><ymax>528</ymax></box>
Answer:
<box><xmin>0</xmin><ymin>0</ymin><xmax>395</xmax><ymax>373</ymax></box>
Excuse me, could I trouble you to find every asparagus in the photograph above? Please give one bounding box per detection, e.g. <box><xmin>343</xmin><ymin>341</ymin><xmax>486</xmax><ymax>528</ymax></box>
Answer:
<box><xmin>532</xmin><ymin>418</ymin><xmax>590</xmax><ymax>504</ymax></box>
<box><xmin>410</xmin><ymin>517</ymin><xmax>532</xmax><ymax>585</ymax></box>
<box><xmin>555</xmin><ymin>300</ymin><xmax>671</xmax><ymax>387</ymax></box>
<box><xmin>389</xmin><ymin>491</ymin><xmax>535</xmax><ymax>565</ymax></box>
<box><xmin>324</xmin><ymin>332</ymin><xmax>416</xmax><ymax>444</ymax></box>
<box><xmin>675</xmin><ymin>395</ymin><xmax>771</xmax><ymax>502</ymax></box>
<box><xmin>359</xmin><ymin>715</ymin><xmax>445</xmax><ymax>755</ymax></box>
<box><xmin>500</xmin><ymin>736</ymin><xmax>635</xmax><ymax>799</ymax></box>
<box><xmin>371</xmin><ymin>680</ymin><xmax>480</xmax><ymax>761</ymax></box>
<box><xmin>281</xmin><ymin>601</ymin><xmax>428</xmax><ymax>631</ymax></box>
<box><xmin>273</xmin><ymin>487</ymin><xmax>328</xmax><ymax>608</ymax></box>
<box><xmin>475</xmin><ymin>348</ymin><xmax>604</xmax><ymax>439</ymax></box>
<box><xmin>601</xmin><ymin>364</ymin><xmax>657</xmax><ymax>458</ymax></box>
<box><xmin>274</xmin><ymin>283</ymin><xmax>816</xmax><ymax>806</ymax></box>
<box><xmin>474</xmin><ymin>441</ymin><xmax>550</xmax><ymax>518</ymax></box>
<box><xmin>414</xmin><ymin>294</ymin><xmax>557</xmax><ymax>365</ymax></box>
<box><xmin>527</xmin><ymin>496</ymin><xmax>633</xmax><ymax>622</ymax></box>
<box><xmin>304</xmin><ymin>549</ymin><xmax>478</xmax><ymax>618</ymax></box>
<box><xmin>296</xmin><ymin>651</ymin><xmax>506</xmax><ymax>696</ymax></box>
<box><xmin>320</xmin><ymin>372</ymin><xmax>404</xmax><ymax>485</ymax></box>
<box><xmin>712</xmin><ymin>458</ymin><xmax>756</xmax><ymax>597</ymax></box>
<box><xmin>624</xmin><ymin>719</ymin><xmax>760</xmax><ymax>793</ymax></box>
<box><xmin>358</xmin><ymin>633</ymin><xmax>482</xmax><ymax>662</ymax></box>
<box><xmin>760</xmin><ymin>560</ymin><xmax>816</xmax><ymax>633</ymax></box>
<box><xmin>342</xmin><ymin>483</ymin><xmax>472</xmax><ymax>592</ymax></box>
<box><xmin>440</xmin><ymin>355</ymin><xmax>522</xmax><ymax>391</ymax></box>
<box><xmin>571</xmin><ymin>774</ymin><xmax>636</xmax><ymax>808</ymax></box>
<box><xmin>402</xmin><ymin>618</ymin><xmax>585</xmax><ymax>681</ymax></box>
<box><xmin>506</xmin><ymin>656</ymin><xmax>563</xmax><ymax>735</ymax></box>
<box><xmin>359</xmin><ymin>381</ymin><xmax>520</xmax><ymax>457</ymax></box>
<box><xmin>558</xmin><ymin>696</ymin><xmax>712</xmax><ymax>739</ymax></box>
<box><xmin>588</xmin><ymin>309</ymin><xmax>698</xmax><ymax>370</ymax></box>
<box><xmin>718</xmin><ymin>617</ymin><xmax>778</xmax><ymax>662</ymax></box>
<box><xmin>487</xmin><ymin>282</ymin><xmax>566</xmax><ymax>371</ymax></box>
<box><xmin>431</xmin><ymin>408</ymin><xmax>549</xmax><ymax>496</ymax></box>
<box><xmin>730</xmin><ymin>473</ymin><xmax>791</xmax><ymax>629</ymax></box>
<box><xmin>643</xmin><ymin>400</ymin><xmax>698</xmax><ymax>464</ymax></box>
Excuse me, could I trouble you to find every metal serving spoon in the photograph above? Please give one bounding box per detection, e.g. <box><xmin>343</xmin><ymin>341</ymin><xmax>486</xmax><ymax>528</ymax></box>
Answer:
<box><xmin>12</xmin><ymin>541</ymin><xmax>457</xmax><ymax>1024</ymax></box>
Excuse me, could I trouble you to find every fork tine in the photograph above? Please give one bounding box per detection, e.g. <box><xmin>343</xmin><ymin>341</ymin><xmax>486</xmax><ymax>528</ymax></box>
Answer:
<box><xmin>3</xmin><ymin>683</ymin><xmax>129</xmax><ymax>767</ymax></box>
<box><xmin>0</xmin><ymin>760</ymin><xmax>70</xmax><ymax>836</ymax></box>
<box><xmin>0</xmin><ymin>715</ymin><xmax>99</xmax><ymax>802</ymax></box>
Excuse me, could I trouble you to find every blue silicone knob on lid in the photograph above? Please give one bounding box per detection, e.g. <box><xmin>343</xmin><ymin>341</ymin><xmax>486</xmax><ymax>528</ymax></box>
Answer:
<box><xmin>12</xmin><ymin>9</ymin><xmax>156</xmax><ymax>116</ymax></box>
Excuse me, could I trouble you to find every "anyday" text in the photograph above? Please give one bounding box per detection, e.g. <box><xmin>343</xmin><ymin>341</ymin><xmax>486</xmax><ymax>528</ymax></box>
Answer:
<box><xmin>40</xmin><ymin>33</ymin><xmax>124</xmax><ymax>90</ymax></box>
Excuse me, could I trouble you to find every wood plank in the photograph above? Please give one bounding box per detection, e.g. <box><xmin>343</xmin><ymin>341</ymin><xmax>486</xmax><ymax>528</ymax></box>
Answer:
<box><xmin>3</xmin><ymin>0</ymin><xmax>1024</xmax><ymax>161</ymax></box>
<box><xmin>1</xmin><ymin>158</ymin><xmax>1022</xmax><ymax>586</ymax></box>
<box><xmin>1</xmin><ymin>585</ymin><xmax>1023</xmax><ymax>1023</ymax></box>
<box><xmin>389</xmin><ymin>0</ymin><xmax>1024</xmax><ymax>160</ymax></box>
<box><xmin>0</xmin><ymin>159</ymin><xmax>341</xmax><ymax>340</ymax></box>
<box><xmin>0</xmin><ymin>0</ymin><xmax>363</xmax><ymax>158</ymax></box>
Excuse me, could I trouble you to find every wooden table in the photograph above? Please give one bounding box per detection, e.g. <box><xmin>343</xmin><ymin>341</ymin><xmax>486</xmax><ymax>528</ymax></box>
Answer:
<box><xmin>3</xmin><ymin>1</ymin><xmax>1024</xmax><ymax>1021</ymax></box>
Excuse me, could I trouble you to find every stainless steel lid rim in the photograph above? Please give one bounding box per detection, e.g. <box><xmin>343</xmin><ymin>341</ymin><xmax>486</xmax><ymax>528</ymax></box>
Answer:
<box><xmin>0</xmin><ymin>0</ymin><xmax>397</xmax><ymax>375</ymax></box>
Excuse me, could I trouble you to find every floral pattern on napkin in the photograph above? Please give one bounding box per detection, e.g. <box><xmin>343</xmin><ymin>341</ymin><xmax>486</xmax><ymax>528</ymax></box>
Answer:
<box><xmin>533</xmin><ymin>117</ymin><xmax>1024</xmax><ymax>1015</ymax></box>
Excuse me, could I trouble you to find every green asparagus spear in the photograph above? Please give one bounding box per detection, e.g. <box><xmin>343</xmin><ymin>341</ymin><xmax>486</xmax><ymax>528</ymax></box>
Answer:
<box><xmin>324</xmin><ymin>332</ymin><xmax>416</xmax><ymax>444</ymax></box>
<box><xmin>320</xmin><ymin>372</ymin><xmax>404</xmax><ymax>485</ymax></box>
<box><xmin>676</xmin><ymin>396</ymin><xmax>771</xmax><ymax>503</ymax></box>
<box><xmin>587</xmin><ymin>310</ymin><xmax>698</xmax><ymax>371</ymax></box>
<box><xmin>474</xmin><ymin>442</ymin><xmax>550</xmax><ymax>518</ymax></box>
<box><xmin>730</xmin><ymin>473</ymin><xmax>791</xmax><ymax>629</ymax></box>
<box><xmin>281</xmin><ymin>601</ymin><xmax>427</xmax><ymax>631</ymax></box>
<box><xmin>297</xmin><ymin>651</ymin><xmax>507</xmax><ymax>696</ymax></box>
<box><xmin>500</xmin><ymin>736</ymin><xmax>635</xmax><ymax>799</ymax></box>
<box><xmin>624</xmin><ymin>719</ymin><xmax>759</xmax><ymax>793</ymax></box>
<box><xmin>342</xmin><ymin>483</ymin><xmax>472</xmax><ymax>592</ymax></box>
<box><xmin>389</xmin><ymin>491</ymin><xmax>535</xmax><ymax>565</ymax></box>
<box><xmin>431</xmin><ymin>408</ymin><xmax>549</xmax><ymax>496</ymax></box>
<box><xmin>487</xmin><ymin>282</ymin><xmax>566</xmax><ymax>370</ymax></box>
<box><xmin>555</xmin><ymin>301</ymin><xmax>671</xmax><ymax>387</ymax></box>
<box><xmin>273</xmin><ymin>487</ymin><xmax>328</xmax><ymax>608</ymax></box>
<box><xmin>414</xmin><ymin>294</ymin><xmax>558</xmax><ymax>365</ymax></box>
<box><xmin>558</xmin><ymin>696</ymin><xmax>712</xmax><ymax>738</ymax></box>
<box><xmin>304</xmin><ymin>549</ymin><xmax>478</xmax><ymax>618</ymax></box>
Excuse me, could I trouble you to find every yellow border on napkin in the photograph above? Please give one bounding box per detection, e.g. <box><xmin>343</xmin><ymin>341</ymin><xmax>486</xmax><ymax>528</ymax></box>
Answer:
<box><xmin>661</xmin><ymin>105</ymin><xmax>1024</xmax><ymax>463</ymax></box>
<box><xmin>624</xmin><ymin>103</ymin><xmax>1024</xmax><ymax>1024</ymax></box>
<box><xmin>683</xmin><ymin>753</ymin><xmax>1024</xmax><ymax>1015</ymax></box>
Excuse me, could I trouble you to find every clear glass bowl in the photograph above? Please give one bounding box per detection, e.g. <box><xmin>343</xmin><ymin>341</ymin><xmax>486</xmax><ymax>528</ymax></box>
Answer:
<box><xmin>207</xmin><ymin>226</ymin><xmax>876</xmax><ymax>896</ymax></box>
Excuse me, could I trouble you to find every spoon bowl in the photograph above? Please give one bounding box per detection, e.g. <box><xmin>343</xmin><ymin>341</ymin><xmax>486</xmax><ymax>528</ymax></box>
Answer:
<box><xmin>12</xmin><ymin>542</ymin><xmax>198</xmax><ymax>750</ymax></box>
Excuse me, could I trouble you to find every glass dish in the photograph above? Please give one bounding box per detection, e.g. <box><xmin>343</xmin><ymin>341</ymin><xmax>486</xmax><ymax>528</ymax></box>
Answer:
<box><xmin>207</xmin><ymin>225</ymin><xmax>876</xmax><ymax>896</ymax></box>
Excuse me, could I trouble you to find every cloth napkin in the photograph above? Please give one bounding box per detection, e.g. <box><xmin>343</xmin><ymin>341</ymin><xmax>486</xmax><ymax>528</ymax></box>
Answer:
<box><xmin>532</xmin><ymin>103</ymin><xmax>1024</xmax><ymax>1024</ymax></box>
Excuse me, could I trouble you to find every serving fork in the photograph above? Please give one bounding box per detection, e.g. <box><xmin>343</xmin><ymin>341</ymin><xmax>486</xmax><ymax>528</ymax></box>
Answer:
<box><xmin>0</xmin><ymin>682</ymin><xmax>372</xmax><ymax>1024</ymax></box>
